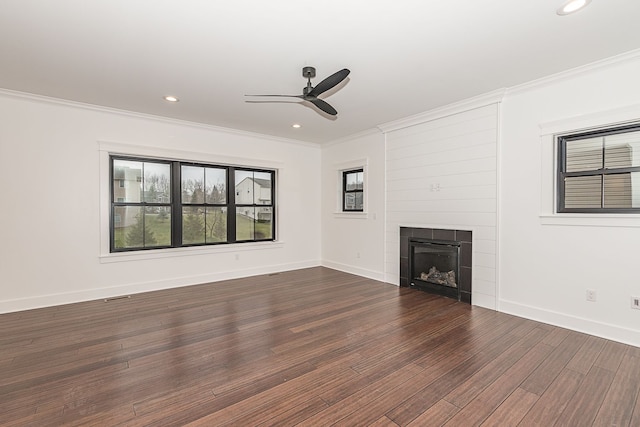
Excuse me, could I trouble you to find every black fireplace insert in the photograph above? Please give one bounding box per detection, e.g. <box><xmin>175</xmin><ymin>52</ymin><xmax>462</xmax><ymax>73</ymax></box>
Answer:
<box><xmin>409</xmin><ymin>238</ymin><xmax>461</xmax><ymax>300</ymax></box>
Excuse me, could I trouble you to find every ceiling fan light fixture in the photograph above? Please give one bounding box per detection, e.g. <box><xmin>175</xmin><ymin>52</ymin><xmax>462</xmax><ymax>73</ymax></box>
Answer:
<box><xmin>163</xmin><ymin>95</ymin><xmax>179</xmax><ymax>102</ymax></box>
<box><xmin>557</xmin><ymin>0</ymin><xmax>591</xmax><ymax>15</ymax></box>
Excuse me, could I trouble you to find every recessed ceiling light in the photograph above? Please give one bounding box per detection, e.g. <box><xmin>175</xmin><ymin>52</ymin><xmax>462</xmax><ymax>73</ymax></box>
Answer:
<box><xmin>292</xmin><ymin>124</ymin><xmax>301</xmax><ymax>129</ymax></box>
<box><xmin>557</xmin><ymin>0</ymin><xmax>591</xmax><ymax>15</ymax></box>
<box><xmin>163</xmin><ymin>95</ymin><xmax>179</xmax><ymax>102</ymax></box>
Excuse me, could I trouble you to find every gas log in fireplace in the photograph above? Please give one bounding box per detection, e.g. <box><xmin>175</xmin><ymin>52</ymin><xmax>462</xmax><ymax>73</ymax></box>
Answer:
<box><xmin>400</xmin><ymin>227</ymin><xmax>472</xmax><ymax>304</ymax></box>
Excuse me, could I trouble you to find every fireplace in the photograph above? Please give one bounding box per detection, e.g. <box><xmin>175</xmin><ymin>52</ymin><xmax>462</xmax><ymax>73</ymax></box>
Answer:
<box><xmin>409</xmin><ymin>239</ymin><xmax>460</xmax><ymax>300</ymax></box>
<box><xmin>400</xmin><ymin>227</ymin><xmax>472</xmax><ymax>303</ymax></box>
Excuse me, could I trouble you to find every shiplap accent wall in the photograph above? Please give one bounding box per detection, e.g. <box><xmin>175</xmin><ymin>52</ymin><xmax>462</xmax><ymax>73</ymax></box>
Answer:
<box><xmin>383</xmin><ymin>103</ymin><xmax>500</xmax><ymax>309</ymax></box>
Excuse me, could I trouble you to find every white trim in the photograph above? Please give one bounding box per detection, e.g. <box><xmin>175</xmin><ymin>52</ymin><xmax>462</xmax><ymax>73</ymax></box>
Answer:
<box><xmin>539</xmin><ymin>214</ymin><xmax>640</xmax><ymax>228</ymax></box>
<box><xmin>332</xmin><ymin>212</ymin><xmax>369</xmax><ymax>219</ymax></box>
<box><xmin>0</xmin><ymin>260</ymin><xmax>319</xmax><ymax>314</ymax></box>
<box><xmin>334</xmin><ymin>158</ymin><xmax>368</xmax><ymax>216</ymax></box>
<box><xmin>323</xmin><ymin>128</ymin><xmax>382</xmax><ymax>148</ymax></box>
<box><xmin>99</xmin><ymin>140</ymin><xmax>286</xmax><ymax>170</ymax></box>
<box><xmin>321</xmin><ymin>260</ymin><xmax>385</xmax><ymax>282</ymax></box>
<box><xmin>508</xmin><ymin>48</ymin><xmax>640</xmax><ymax>96</ymax></box>
<box><xmin>98</xmin><ymin>140</ymin><xmax>284</xmax><ymax>259</ymax></box>
<box><xmin>539</xmin><ymin>104</ymin><xmax>640</xmax><ymax>226</ymax></box>
<box><xmin>472</xmin><ymin>293</ymin><xmax>497</xmax><ymax>311</ymax></box>
<box><xmin>539</xmin><ymin>102</ymin><xmax>640</xmax><ymax>136</ymax></box>
<box><xmin>0</xmin><ymin>88</ymin><xmax>318</xmax><ymax>149</ymax></box>
<box><xmin>500</xmin><ymin>299</ymin><xmax>640</xmax><ymax>348</ymax></box>
<box><xmin>100</xmin><ymin>241</ymin><xmax>285</xmax><ymax>264</ymax></box>
<box><xmin>333</xmin><ymin>158</ymin><xmax>368</xmax><ymax>172</ymax></box>
<box><xmin>377</xmin><ymin>88</ymin><xmax>506</xmax><ymax>133</ymax></box>
<box><xmin>495</xmin><ymin>102</ymin><xmax>503</xmax><ymax>312</ymax></box>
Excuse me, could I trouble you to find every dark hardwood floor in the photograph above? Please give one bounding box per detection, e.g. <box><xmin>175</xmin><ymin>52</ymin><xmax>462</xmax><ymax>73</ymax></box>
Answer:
<box><xmin>1</xmin><ymin>267</ymin><xmax>638</xmax><ymax>426</ymax></box>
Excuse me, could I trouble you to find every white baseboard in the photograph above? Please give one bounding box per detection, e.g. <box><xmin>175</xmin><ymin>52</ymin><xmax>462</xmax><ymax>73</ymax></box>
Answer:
<box><xmin>500</xmin><ymin>299</ymin><xmax>640</xmax><ymax>348</ymax></box>
<box><xmin>472</xmin><ymin>293</ymin><xmax>497</xmax><ymax>310</ymax></box>
<box><xmin>321</xmin><ymin>260</ymin><xmax>386</xmax><ymax>282</ymax></box>
<box><xmin>0</xmin><ymin>260</ymin><xmax>320</xmax><ymax>314</ymax></box>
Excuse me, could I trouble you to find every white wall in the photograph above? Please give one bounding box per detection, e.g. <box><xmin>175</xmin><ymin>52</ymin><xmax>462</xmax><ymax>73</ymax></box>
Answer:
<box><xmin>382</xmin><ymin>101</ymin><xmax>501</xmax><ymax>309</ymax></box>
<box><xmin>4</xmin><ymin>55</ymin><xmax>640</xmax><ymax>348</ymax></box>
<box><xmin>320</xmin><ymin>131</ymin><xmax>386</xmax><ymax>281</ymax></box>
<box><xmin>0</xmin><ymin>92</ymin><xmax>321</xmax><ymax>313</ymax></box>
<box><xmin>499</xmin><ymin>53</ymin><xmax>640</xmax><ymax>346</ymax></box>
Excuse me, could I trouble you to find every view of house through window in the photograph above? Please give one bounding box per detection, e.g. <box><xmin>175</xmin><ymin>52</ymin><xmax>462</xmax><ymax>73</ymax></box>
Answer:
<box><xmin>112</xmin><ymin>159</ymin><xmax>172</xmax><ymax>250</ymax></box>
<box><xmin>235</xmin><ymin>170</ymin><xmax>273</xmax><ymax>241</ymax></box>
<box><xmin>111</xmin><ymin>156</ymin><xmax>275</xmax><ymax>252</ymax></box>
<box><xmin>557</xmin><ymin>124</ymin><xmax>640</xmax><ymax>213</ymax></box>
<box><xmin>343</xmin><ymin>168</ymin><xmax>364</xmax><ymax>212</ymax></box>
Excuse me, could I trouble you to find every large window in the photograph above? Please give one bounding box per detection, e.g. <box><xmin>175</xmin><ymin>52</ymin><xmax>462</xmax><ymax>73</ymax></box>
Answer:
<box><xmin>557</xmin><ymin>124</ymin><xmax>640</xmax><ymax>213</ymax></box>
<box><xmin>342</xmin><ymin>168</ymin><xmax>364</xmax><ymax>212</ymax></box>
<box><xmin>111</xmin><ymin>156</ymin><xmax>275</xmax><ymax>252</ymax></box>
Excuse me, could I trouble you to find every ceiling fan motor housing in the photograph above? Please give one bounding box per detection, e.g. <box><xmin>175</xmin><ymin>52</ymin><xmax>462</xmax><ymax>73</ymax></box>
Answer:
<box><xmin>302</xmin><ymin>66</ymin><xmax>316</xmax><ymax>78</ymax></box>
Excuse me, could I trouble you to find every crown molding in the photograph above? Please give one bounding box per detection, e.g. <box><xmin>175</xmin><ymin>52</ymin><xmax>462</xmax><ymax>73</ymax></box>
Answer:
<box><xmin>322</xmin><ymin>128</ymin><xmax>383</xmax><ymax>148</ymax></box>
<box><xmin>539</xmin><ymin>102</ymin><xmax>640</xmax><ymax>136</ymax></box>
<box><xmin>507</xmin><ymin>48</ymin><xmax>640</xmax><ymax>96</ymax></box>
<box><xmin>0</xmin><ymin>88</ymin><xmax>319</xmax><ymax>149</ymax></box>
<box><xmin>377</xmin><ymin>88</ymin><xmax>506</xmax><ymax>134</ymax></box>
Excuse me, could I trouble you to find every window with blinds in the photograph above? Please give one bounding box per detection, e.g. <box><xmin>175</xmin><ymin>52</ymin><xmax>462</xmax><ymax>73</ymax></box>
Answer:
<box><xmin>557</xmin><ymin>124</ymin><xmax>640</xmax><ymax>213</ymax></box>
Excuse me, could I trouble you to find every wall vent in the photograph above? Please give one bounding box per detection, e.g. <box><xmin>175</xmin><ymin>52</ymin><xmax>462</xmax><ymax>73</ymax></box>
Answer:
<box><xmin>104</xmin><ymin>295</ymin><xmax>131</xmax><ymax>302</ymax></box>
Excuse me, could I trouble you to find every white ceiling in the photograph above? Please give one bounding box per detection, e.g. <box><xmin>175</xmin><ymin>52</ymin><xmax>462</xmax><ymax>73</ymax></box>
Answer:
<box><xmin>1</xmin><ymin>0</ymin><xmax>639</xmax><ymax>143</ymax></box>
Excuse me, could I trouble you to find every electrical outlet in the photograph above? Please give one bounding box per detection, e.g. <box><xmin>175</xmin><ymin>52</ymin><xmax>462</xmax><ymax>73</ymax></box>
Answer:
<box><xmin>586</xmin><ymin>289</ymin><xmax>597</xmax><ymax>302</ymax></box>
<box><xmin>631</xmin><ymin>296</ymin><xmax>640</xmax><ymax>310</ymax></box>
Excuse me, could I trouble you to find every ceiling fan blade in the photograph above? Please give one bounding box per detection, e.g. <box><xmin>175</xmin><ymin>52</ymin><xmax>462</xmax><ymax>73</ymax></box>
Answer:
<box><xmin>245</xmin><ymin>94</ymin><xmax>303</xmax><ymax>98</ymax></box>
<box><xmin>307</xmin><ymin>98</ymin><xmax>338</xmax><ymax>116</ymax></box>
<box><xmin>307</xmin><ymin>68</ymin><xmax>350</xmax><ymax>98</ymax></box>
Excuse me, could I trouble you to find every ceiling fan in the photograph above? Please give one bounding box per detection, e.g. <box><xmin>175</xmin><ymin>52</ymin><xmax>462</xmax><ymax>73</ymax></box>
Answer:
<box><xmin>245</xmin><ymin>66</ymin><xmax>350</xmax><ymax>116</ymax></box>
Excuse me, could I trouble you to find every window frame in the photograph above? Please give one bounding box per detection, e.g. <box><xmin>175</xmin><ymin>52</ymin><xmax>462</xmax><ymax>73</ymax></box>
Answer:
<box><xmin>557</xmin><ymin>123</ymin><xmax>640</xmax><ymax>214</ymax></box>
<box><xmin>342</xmin><ymin>168</ymin><xmax>364</xmax><ymax>212</ymax></box>
<box><xmin>109</xmin><ymin>155</ymin><xmax>276</xmax><ymax>253</ymax></box>
<box><xmin>110</xmin><ymin>156</ymin><xmax>174</xmax><ymax>251</ymax></box>
<box><xmin>233</xmin><ymin>168</ymin><xmax>276</xmax><ymax>242</ymax></box>
<box><xmin>179</xmin><ymin>162</ymin><xmax>230</xmax><ymax>246</ymax></box>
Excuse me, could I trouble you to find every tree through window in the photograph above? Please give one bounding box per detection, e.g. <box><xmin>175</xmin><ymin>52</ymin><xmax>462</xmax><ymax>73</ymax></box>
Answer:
<box><xmin>110</xmin><ymin>156</ymin><xmax>275</xmax><ymax>252</ymax></box>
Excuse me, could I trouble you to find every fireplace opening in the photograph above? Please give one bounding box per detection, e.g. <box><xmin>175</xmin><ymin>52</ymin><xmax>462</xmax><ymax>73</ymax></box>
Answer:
<box><xmin>409</xmin><ymin>238</ymin><xmax>460</xmax><ymax>300</ymax></box>
<box><xmin>400</xmin><ymin>227</ymin><xmax>471</xmax><ymax>303</ymax></box>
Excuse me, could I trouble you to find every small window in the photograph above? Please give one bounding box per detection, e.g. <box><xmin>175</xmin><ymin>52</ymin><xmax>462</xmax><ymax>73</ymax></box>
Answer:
<box><xmin>557</xmin><ymin>124</ymin><xmax>640</xmax><ymax>213</ymax></box>
<box><xmin>343</xmin><ymin>169</ymin><xmax>364</xmax><ymax>212</ymax></box>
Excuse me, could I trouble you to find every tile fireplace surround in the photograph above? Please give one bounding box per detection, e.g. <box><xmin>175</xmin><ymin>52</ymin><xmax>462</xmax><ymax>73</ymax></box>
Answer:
<box><xmin>400</xmin><ymin>227</ymin><xmax>472</xmax><ymax>304</ymax></box>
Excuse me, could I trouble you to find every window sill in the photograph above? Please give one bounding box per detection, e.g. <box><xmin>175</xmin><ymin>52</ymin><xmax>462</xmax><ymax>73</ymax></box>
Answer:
<box><xmin>333</xmin><ymin>212</ymin><xmax>369</xmax><ymax>219</ymax></box>
<box><xmin>540</xmin><ymin>214</ymin><xmax>640</xmax><ymax>228</ymax></box>
<box><xmin>99</xmin><ymin>241</ymin><xmax>284</xmax><ymax>263</ymax></box>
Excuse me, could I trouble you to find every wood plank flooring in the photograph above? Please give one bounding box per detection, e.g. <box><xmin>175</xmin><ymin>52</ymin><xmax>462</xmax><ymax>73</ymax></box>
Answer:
<box><xmin>1</xmin><ymin>267</ymin><xmax>638</xmax><ymax>426</ymax></box>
